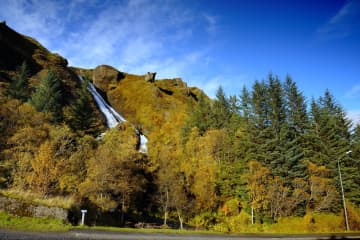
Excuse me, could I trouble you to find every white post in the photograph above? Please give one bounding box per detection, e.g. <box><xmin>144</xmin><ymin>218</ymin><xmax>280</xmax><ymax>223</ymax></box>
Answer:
<box><xmin>81</xmin><ymin>209</ymin><xmax>87</xmax><ymax>226</ymax></box>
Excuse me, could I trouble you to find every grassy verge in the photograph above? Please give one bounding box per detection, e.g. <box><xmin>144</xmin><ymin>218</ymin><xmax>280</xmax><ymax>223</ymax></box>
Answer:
<box><xmin>0</xmin><ymin>211</ymin><xmax>71</xmax><ymax>232</ymax></box>
<box><xmin>0</xmin><ymin>189</ymin><xmax>75</xmax><ymax>209</ymax></box>
<box><xmin>74</xmin><ymin>225</ymin><xmax>222</xmax><ymax>235</ymax></box>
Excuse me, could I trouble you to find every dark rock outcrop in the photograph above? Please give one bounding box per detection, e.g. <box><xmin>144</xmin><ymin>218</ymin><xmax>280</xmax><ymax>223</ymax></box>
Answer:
<box><xmin>144</xmin><ymin>72</ymin><xmax>156</xmax><ymax>83</ymax></box>
<box><xmin>92</xmin><ymin>65</ymin><xmax>124</xmax><ymax>92</ymax></box>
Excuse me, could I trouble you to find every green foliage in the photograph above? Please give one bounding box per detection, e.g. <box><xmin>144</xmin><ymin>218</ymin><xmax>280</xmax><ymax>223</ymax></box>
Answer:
<box><xmin>7</xmin><ymin>62</ymin><xmax>30</xmax><ymax>102</ymax></box>
<box><xmin>66</xmin><ymin>76</ymin><xmax>94</xmax><ymax>131</ymax></box>
<box><xmin>211</xmin><ymin>86</ymin><xmax>231</xmax><ymax>129</ymax></box>
<box><xmin>182</xmin><ymin>94</ymin><xmax>213</xmax><ymax>141</ymax></box>
<box><xmin>30</xmin><ymin>71</ymin><xmax>64</xmax><ymax>122</ymax></box>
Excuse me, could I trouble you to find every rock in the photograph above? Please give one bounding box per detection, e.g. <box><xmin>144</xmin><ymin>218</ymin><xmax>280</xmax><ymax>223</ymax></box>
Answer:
<box><xmin>0</xmin><ymin>195</ymin><xmax>68</xmax><ymax>221</ymax></box>
<box><xmin>93</xmin><ymin>65</ymin><xmax>123</xmax><ymax>92</ymax></box>
<box><xmin>144</xmin><ymin>72</ymin><xmax>156</xmax><ymax>82</ymax></box>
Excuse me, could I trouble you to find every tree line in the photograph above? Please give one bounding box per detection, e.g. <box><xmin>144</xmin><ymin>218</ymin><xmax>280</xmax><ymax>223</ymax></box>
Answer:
<box><xmin>1</xmin><ymin>63</ymin><xmax>360</xmax><ymax>231</ymax></box>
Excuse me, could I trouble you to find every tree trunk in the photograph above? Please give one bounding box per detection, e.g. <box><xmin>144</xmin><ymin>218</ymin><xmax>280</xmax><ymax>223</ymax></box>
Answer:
<box><xmin>121</xmin><ymin>198</ymin><xmax>125</xmax><ymax>226</ymax></box>
<box><xmin>251</xmin><ymin>206</ymin><xmax>254</xmax><ymax>224</ymax></box>
<box><xmin>177</xmin><ymin>208</ymin><xmax>183</xmax><ymax>230</ymax></box>
<box><xmin>164</xmin><ymin>189</ymin><xmax>169</xmax><ymax>225</ymax></box>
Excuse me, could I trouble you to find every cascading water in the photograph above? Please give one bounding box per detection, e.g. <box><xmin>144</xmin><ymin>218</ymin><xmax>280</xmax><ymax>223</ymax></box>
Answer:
<box><xmin>79</xmin><ymin>76</ymin><xmax>148</xmax><ymax>153</ymax></box>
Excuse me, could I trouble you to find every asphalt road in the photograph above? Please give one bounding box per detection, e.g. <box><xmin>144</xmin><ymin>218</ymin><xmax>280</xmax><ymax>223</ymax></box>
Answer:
<box><xmin>1</xmin><ymin>229</ymin><xmax>360</xmax><ymax>240</ymax></box>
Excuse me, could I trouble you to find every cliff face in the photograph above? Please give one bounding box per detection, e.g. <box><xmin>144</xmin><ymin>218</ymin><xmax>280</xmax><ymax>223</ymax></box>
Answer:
<box><xmin>0</xmin><ymin>22</ymin><xmax>206</xmax><ymax>147</ymax></box>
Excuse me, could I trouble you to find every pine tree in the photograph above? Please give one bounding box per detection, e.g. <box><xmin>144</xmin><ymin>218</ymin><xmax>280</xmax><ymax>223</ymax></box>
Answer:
<box><xmin>67</xmin><ymin>76</ymin><xmax>94</xmax><ymax>131</ymax></box>
<box><xmin>247</xmin><ymin>80</ymin><xmax>270</xmax><ymax>164</ymax></box>
<box><xmin>211</xmin><ymin>86</ymin><xmax>231</xmax><ymax>129</ymax></box>
<box><xmin>30</xmin><ymin>71</ymin><xmax>63</xmax><ymax>122</ymax></box>
<box><xmin>181</xmin><ymin>94</ymin><xmax>213</xmax><ymax>142</ymax></box>
<box><xmin>283</xmin><ymin>76</ymin><xmax>308</xmax><ymax>180</ymax></box>
<box><xmin>266</xmin><ymin>74</ymin><xmax>287</xmax><ymax>177</ymax></box>
<box><xmin>7</xmin><ymin>62</ymin><xmax>30</xmax><ymax>102</ymax></box>
<box><xmin>308</xmin><ymin>90</ymin><xmax>358</xmax><ymax>207</ymax></box>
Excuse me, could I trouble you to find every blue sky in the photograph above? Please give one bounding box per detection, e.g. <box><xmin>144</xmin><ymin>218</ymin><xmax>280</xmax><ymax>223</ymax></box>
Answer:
<box><xmin>1</xmin><ymin>0</ymin><xmax>359</xmax><ymax>124</ymax></box>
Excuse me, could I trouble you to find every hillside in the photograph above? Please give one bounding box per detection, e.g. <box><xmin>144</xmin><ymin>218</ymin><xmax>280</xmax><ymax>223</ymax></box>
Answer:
<box><xmin>1</xmin><ymin>22</ymin><xmax>360</xmax><ymax>233</ymax></box>
<box><xmin>0</xmin><ymin>21</ymin><xmax>204</xmax><ymax>148</ymax></box>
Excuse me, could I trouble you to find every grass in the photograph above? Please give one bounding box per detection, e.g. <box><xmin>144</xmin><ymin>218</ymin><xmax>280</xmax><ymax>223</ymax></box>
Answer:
<box><xmin>0</xmin><ymin>211</ymin><xmax>71</xmax><ymax>232</ymax></box>
<box><xmin>74</xmin><ymin>225</ymin><xmax>228</xmax><ymax>236</ymax></box>
<box><xmin>1</xmin><ymin>211</ymin><xmax>359</xmax><ymax>236</ymax></box>
<box><xmin>0</xmin><ymin>189</ymin><xmax>75</xmax><ymax>209</ymax></box>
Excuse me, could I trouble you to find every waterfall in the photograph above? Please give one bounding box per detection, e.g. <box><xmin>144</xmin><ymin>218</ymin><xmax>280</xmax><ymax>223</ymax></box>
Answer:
<box><xmin>79</xmin><ymin>76</ymin><xmax>148</xmax><ymax>153</ymax></box>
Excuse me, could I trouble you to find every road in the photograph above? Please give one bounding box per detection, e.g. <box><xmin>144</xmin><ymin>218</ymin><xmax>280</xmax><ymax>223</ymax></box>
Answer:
<box><xmin>1</xmin><ymin>229</ymin><xmax>360</xmax><ymax>240</ymax></box>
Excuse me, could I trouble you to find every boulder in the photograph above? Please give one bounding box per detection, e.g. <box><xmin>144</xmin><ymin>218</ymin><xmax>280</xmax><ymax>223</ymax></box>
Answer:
<box><xmin>93</xmin><ymin>65</ymin><xmax>123</xmax><ymax>92</ymax></box>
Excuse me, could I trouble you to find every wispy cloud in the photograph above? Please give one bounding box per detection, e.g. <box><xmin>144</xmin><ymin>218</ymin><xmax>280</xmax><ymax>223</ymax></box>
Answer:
<box><xmin>317</xmin><ymin>0</ymin><xmax>360</xmax><ymax>40</ymax></box>
<box><xmin>0</xmin><ymin>0</ymin><xmax>225</xmax><ymax>96</ymax></box>
<box><xmin>345</xmin><ymin>84</ymin><xmax>360</xmax><ymax>99</ymax></box>
<box><xmin>203</xmin><ymin>13</ymin><xmax>218</xmax><ymax>35</ymax></box>
<box><xmin>0</xmin><ymin>0</ymin><xmax>65</xmax><ymax>47</ymax></box>
<box><xmin>347</xmin><ymin>110</ymin><xmax>360</xmax><ymax>125</ymax></box>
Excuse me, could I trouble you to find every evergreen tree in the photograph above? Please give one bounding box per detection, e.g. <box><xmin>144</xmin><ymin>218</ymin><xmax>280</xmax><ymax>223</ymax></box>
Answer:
<box><xmin>67</xmin><ymin>76</ymin><xmax>94</xmax><ymax>131</ymax></box>
<box><xmin>30</xmin><ymin>71</ymin><xmax>63</xmax><ymax>123</ymax></box>
<box><xmin>239</xmin><ymin>86</ymin><xmax>252</xmax><ymax>119</ymax></box>
<box><xmin>283</xmin><ymin>76</ymin><xmax>308</xmax><ymax>180</ymax></box>
<box><xmin>247</xmin><ymin>80</ymin><xmax>270</xmax><ymax>165</ymax></box>
<box><xmin>7</xmin><ymin>62</ymin><xmax>30</xmax><ymax>102</ymax></box>
<box><xmin>266</xmin><ymin>75</ymin><xmax>287</xmax><ymax>177</ymax></box>
<box><xmin>181</xmin><ymin>94</ymin><xmax>213</xmax><ymax>142</ymax></box>
<box><xmin>309</xmin><ymin>90</ymin><xmax>357</xmax><ymax>207</ymax></box>
<box><xmin>211</xmin><ymin>86</ymin><xmax>231</xmax><ymax>129</ymax></box>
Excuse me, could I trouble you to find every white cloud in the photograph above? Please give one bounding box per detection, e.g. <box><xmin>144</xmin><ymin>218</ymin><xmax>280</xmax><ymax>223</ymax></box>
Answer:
<box><xmin>0</xmin><ymin>0</ymin><xmax>225</xmax><ymax>99</ymax></box>
<box><xmin>191</xmin><ymin>73</ymin><xmax>248</xmax><ymax>99</ymax></box>
<box><xmin>347</xmin><ymin>110</ymin><xmax>360</xmax><ymax>125</ymax></box>
<box><xmin>0</xmin><ymin>0</ymin><xmax>66</xmax><ymax>47</ymax></box>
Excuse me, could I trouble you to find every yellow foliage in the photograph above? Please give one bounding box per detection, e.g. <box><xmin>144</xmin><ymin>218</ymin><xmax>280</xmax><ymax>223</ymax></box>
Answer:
<box><xmin>28</xmin><ymin>141</ymin><xmax>58</xmax><ymax>195</ymax></box>
<box><xmin>247</xmin><ymin>160</ymin><xmax>271</xmax><ymax>210</ymax></box>
<box><xmin>221</xmin><ymin>198</ymin><xmax>241</xmax><ymax>216</ymax></box>
<box><xmin>182</xmin><ymin>129</ymin><xmax>225</xmax><ymax>211</ymax></box>
<box><xmin>346</xmin><ymin>201</ymin><xmax>360</xmax><ymax>230</ymax></box>
<box><xmin>268</xmin><ymin>213</ymin><xmax>343</xmax><ymax>233</ymax></box>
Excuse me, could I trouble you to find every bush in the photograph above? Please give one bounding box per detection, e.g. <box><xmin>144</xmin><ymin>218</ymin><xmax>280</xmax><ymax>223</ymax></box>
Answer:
<box><xmin>190</xmin><ymin>212</ymin><xmax>217</xmax><ymax>230</ymax></box>
<box><xmin>345</xmin><ymin>202</ymin><xmax>360</xmax><ymax>230</ymax></box>
<box><xmin>220</xmin><ymin>198</ymin><xmax>241</xmax><ymax>216</ymax></box>
<box><xmin>268</xmin><ymin>213</ymin><xmax>343</xmax><ymax>233</ymax></box>
<box><xmin>312</xmin><ymin>213</ymin><xmax>342</xmax><ymax>232</ymax></box>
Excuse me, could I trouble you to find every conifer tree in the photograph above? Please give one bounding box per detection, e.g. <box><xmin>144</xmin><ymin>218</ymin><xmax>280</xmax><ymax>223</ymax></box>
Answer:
<box><xmin>247</xmin><ymin>80</ymin><xmax>270</xmax><ymax>165</ymax></box>
<box><xmin>309</xmin><ymin>90</ymin><xmax>358</xmax><ymax>207</ymax></box>
<box><xmin>7</xmin><ymin>62</ymin><xmax>30</xmax><ymax>102</ymax></box>
<box><xmin>67</xmin><ymin>76</ymin><xmax>94</xmax><ymax>131</ymax></box>
<box><xmin>266</xmin><ymin>75</ymin><xmax>287</xmax><ymax>177</ymax></box>
<box><xmin>181</xmin><ymin>94</ymin><xmax>212</xmax><ymax>142</ymax></box>
<box><xmin>30</xmin><ymin>71</ymin><xmax>63</xmax><ymax>123</ymax></box>
<box><xmin>283</xmin><ymin>76</ymin><xmax>308</xmax><ymax>180</ymax></box>
<box><xmin>212</xmin><ymin>86</ymin><xmax>231</xmax><ymax>129</ymax></box>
